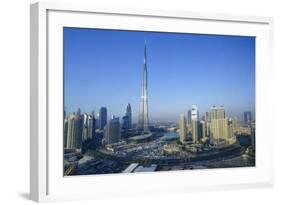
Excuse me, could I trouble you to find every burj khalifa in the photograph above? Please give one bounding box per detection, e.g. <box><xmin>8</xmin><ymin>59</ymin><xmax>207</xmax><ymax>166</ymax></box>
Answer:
<box><xmin>138</xmin><ymin>42</ymin><xmax>149</xmax><ymax>133</ymax></box>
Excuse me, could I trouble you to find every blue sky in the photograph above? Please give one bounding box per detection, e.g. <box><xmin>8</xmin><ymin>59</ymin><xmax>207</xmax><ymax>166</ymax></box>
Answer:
<box><xmin>64</xmin><ymin>28</ymin><xmax>255</xmax><ymax>122</ymax></box>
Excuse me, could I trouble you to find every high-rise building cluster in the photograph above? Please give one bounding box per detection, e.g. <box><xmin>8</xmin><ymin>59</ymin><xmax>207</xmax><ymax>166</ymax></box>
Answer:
<box><xmin>64</xmin><ymin>108</ymin><xmax>96</xmax><ymax>150</ymax></box>
<box><xmin>180</xmin><ymin>105</ymin><xmax>238</xmax><ymax>145</ymax></box>
<box><xmin>64</xmin><ymin>43</ymin><xmax>150</xmax><ymax>150</ymax></box>
<box><xmin>64</xmin><ymin>40</ymin><xmax>253</xmax><ymax>153</ymax></box>
<box><xmin>64</xmin><ymin>104</ymin><xmax>133</xmax><ymax>150</ymax></box>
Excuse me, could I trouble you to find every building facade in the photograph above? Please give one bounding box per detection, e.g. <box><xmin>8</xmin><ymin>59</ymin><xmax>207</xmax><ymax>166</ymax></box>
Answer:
<box><xmin>191</xmin><ymin>105</ymin><xmax>199</xmax><ymax>121</ymax></box>
<box><xmin>192</xmin><ymin>120</ymin><xmax>199</xmax><ymax>143</ymax></box>
<box><xmin>205</xmin><ymin>112</ymin><xmax>209</xmax><ymax>122</ymax></box>
<box><xmin>200</xmin><ymin>120</ymin><xmax>206</xmax><ymax>139</ymax></box>
<box><xmin>63</xmin><ymin>119</ymin><xmax>68</xmax><ymax>148</ymax></box>
<box><xmin>66</xmin><ymin>114</ymin><xmax>83</xmax><ymax>149</ymax></box>
<box><xmin>123</xmin><ymin>103</ymin><xmax>132</xmax><ymax>129</ymax></box>
<box><xmin>209</xmin><ymin>106</ymin><xmax>235</xmax><ymax>145</ymax></box>
<box><xmin>105</xmin><ymin>116</ymin><xmax>121</xmax><ymax>144</ymax></box>
<box><xmin>179</xmin><ymin>114</ymin><xmax>187</xmax><ymax>143</ymax></box>
<box><xmin>82</xmin><ymin>114</ymin><xmax>95</xmax><ymax>141</ymax></box>
<box><xmin>138</xmin><ymin>42</ymin><xmax>149</xmax><ymax>133</ymax></box>
<box><xmin>187</xmin><ymin>109</ymin><xmax>192</xmax><ymax>125</ymax></box>
<box><xmin>99</xmin><ymin>107</ymin><xmax>107</xmax><ymax>129</ymax></box>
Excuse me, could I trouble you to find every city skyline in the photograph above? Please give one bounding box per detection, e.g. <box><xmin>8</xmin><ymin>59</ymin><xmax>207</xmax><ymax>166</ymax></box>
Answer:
<box><xmin>64</xmin><ymin>28</ymin><xmax>255</xmax><ymax>122</ymax></box>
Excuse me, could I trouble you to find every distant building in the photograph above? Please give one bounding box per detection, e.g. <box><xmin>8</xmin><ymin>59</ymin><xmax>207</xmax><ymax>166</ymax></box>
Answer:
<box><xmin>63</xmin><ymin>119</ymin><xmax>68</xmax><ymax>148</ymax></box>
<box><xmin>187</xmin><ymin>110</ymin><xmax>192</xmax><ymax>125</ymax></box>
<box><xmin>210</xmin><ymin>106</ymin><xmax>226</xmax><ymax>144</ymax></box>
<box><xmin>210</xmin><ymin>105</ymin><xmax>225</xmax><ymax>120</ymax></box>
<box><xmin>200</xmin><ymin>120</ymin><xmax>206</xmax><ymax>139</ymax></box>
<box><xmin>179</xmin><ymin>114</ymin><xmax>187</xmax><ymax>143</ymax></box>
<box><xmin>191</xmin><ymin>105</ymin><xmax>199</xmax><ymax>121</ymax></box>
<box><xmin>66</xmin><ymin>114</ymin><xmax>83</xmax><ymax>149</ymax></box>
<box><xmin>192</xmin><ymin>120</ymin><xmax>199</xmax><ymax>143</ymax></box>
<box><xmin>99</xmin><ymin>107</ymin><xmax>107</xmax><ymax>129</ymax></box>
<box><xmin>91</xmin><ymin>110</ymin><xmax>96</xmax><ymax>138</ymax></box>
<box><xmin>123</xmin><ymin>103</ymin><xmax>132</xmax><ymax>129</ymax></box>
<box><xmin>227</xmin><ymin>119</ymin><xmax>235</xmax><ymax>141</ymax></box>
<box><xmin>95</xmin><ymin>113</ymin><xmax>100</xmax><ymax>129</ymax></box>
<box><xmin>82</xmin><ymin>114</ymin><xmax>95</xmax><ymax>141</ymax></box>
<box><xmin>82</xmin><ymin>114</ymin><xmax>88</xmax><ymax>141</ymax></box>
<box><xmin>201</xmin><ymin>116</ymin><xmax>206</xmax><ymax>121</ymax></box>
<box><xmin>251</xmin><ymin>122</ymin><xmax>255</xmax><ymax>150</ymax></box>
<box><xmin>232</xmin><ymin>117</ymin><xmax>239</xmax><ymax>131</ymax></box>
<box><xmin>90</xmin><ymin>116</ymin><xmax>96</xmax><ymax>139</ymax></box>
<box><xmin>206</xmin><ymin>121</ymin><xmax>210</xmax><ymax>137</ymax></box>
<box><xmin>126</xmin><ymin>103</ymin><xmax>132</xmax><ymax>128</ymax></box>
<box><xmin>244</xmin><ymin>111</ymin><xmax>252</xmax><ymax>124</ymax></box>
<box><xmin>76</xmin><ymin>108</ymin><xmax>81</xmax><ymax>115</ymax></box>
<box><xmin>205</xmin><ymin>112</ymin><xmax>209</xmax><ymax>122</ymax></box>
<box><xmin>104</xmin><ymin>116</ymin><xmax>121</xmax><ymax>144</ymax></box>
<box><xmin>122</xmin><ymin>115</ymin><xmax>130</xmax><ymax>129</ymax></box>
<box><xmin>209</xmin><ymin>106</ymin><xmax>236</xmax><ymax>145</ymax></box>
<box><xmin>138</xmin><ymin>43</ymin><xmax>149</xmax><ymax>133</ymax></box>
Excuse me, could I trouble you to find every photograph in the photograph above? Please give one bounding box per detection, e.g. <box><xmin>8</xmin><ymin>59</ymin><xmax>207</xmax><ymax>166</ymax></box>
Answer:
<box><xmin>63</xmin><ymin>27</ymin><xmax>256</xmax><ymax>176</ymax></box>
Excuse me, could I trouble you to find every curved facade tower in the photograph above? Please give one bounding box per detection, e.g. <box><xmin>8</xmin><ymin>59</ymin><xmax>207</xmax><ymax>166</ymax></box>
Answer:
<box><xmin>138</xmin><ymin>42</ymin><xmax>149</xmax><ymax>133</ymax></box>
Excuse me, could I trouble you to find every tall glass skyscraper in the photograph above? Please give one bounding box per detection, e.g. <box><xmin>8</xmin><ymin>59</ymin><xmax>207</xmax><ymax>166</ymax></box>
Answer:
<box><xmin>124</xmin><ymin>103</ymin><xmax>132</xmax><ymax>129</ymax></box>
<box><xmin>105</xmin><ymin>116</ymin><xmax>121</xmax><ymax>144</ymax></box>
<box><xmin>99</xmin><ymin>107</ymin><xmax>107</xmax><ymax>129</ymax></box>
<box><xmin>138</xmin><ymin>42</ymin><xmax>149</xmax><ymax>133</ymax></box>
<box><xmin>187</xmin><ymin>110</ymin><xmax>192</xmax><ymax>125</ymax></box>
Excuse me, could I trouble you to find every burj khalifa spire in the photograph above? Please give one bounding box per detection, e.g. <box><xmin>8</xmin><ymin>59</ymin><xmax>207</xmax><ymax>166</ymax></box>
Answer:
<box><xmin>138</xmin><ymin>41</ymin><xmax>149</xmax><ymax>133</ymax></box>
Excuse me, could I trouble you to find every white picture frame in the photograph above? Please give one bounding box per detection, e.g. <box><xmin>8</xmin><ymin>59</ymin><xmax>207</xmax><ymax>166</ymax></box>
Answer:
<box><xmin>30</xmin><ymin>2</ymin><xmax>274</xmax><ymax>202</ymax></box>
